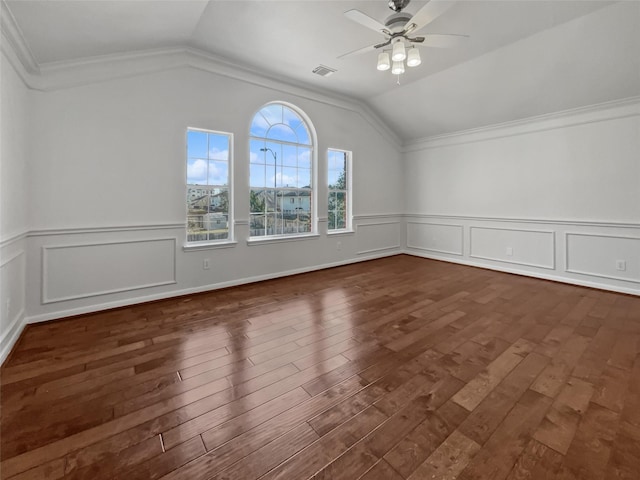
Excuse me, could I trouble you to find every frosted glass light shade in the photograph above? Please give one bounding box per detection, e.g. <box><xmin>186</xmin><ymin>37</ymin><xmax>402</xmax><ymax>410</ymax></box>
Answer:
<box><xmin>376</xmin><ymin>52</ymin><xmax>390</xmax><ymax>71</ymax></box>
<box><xmin>391</xmin><ymin>40</ymin><xmax>406</xmax><ymax>62</ymax></box>
<box><xmin>407</xmin><ymin>47</ymin><xmax>421</xmax><ymax>67</ymax></box>
<box><xmin>391</xmin><ymin>60</ymin><xmax>405</xmax><ymax>75</ymax></box>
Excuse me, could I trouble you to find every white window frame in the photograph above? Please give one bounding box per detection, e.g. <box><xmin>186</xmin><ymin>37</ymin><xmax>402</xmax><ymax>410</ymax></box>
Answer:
<box><xmin>248</xmin><ymin>102</ymin><xmax>318</xmax><ymax>244</ymax></box>
<box><xmin>184</xmin><ymin>127</ymin><xmax>235</xmax><ymax>249</ymax></box>
<box><xmin>327</xmin><ymin>148</ymin><xmax>353</xmax><ymax>233</ymax></box>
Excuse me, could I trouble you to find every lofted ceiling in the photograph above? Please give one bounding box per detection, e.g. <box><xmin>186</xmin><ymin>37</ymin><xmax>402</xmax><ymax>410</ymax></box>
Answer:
<box><xmin>4</xmin><ymin>0</ymin><xmax>639</xmax><ymax>142</ymax></box>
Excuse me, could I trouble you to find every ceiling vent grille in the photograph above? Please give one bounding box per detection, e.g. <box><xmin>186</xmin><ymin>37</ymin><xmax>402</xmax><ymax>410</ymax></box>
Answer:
<box><xmin>312</xmin><ymin>65</ymin><xmax>337</xmax><ymax>77</ymax></box>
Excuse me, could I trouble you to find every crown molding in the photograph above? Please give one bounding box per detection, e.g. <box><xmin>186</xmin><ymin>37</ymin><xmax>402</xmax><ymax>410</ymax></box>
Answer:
<box><xmin>1</xmin><ymin>1</ymin><xmax>38</xmax><ymax>73</ymax></box>
<box><xmin>403</xmin><ymin>96</ymin><xmax>640</xmax><ymax>153</ymax></box>
<box><xmin>5</xmin><ymin>39</ymin><xmax>401</xmax><ymax>149</ymax></box>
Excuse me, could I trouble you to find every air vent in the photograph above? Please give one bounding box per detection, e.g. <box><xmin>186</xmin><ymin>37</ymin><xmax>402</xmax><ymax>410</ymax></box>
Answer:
<box><xmin>312</xmin><ymin>65</ymin><xmax>337</xmax><ymax>77</ymax></box>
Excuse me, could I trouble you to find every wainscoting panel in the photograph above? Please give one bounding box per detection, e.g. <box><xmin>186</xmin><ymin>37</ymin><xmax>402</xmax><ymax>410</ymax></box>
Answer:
<box><xmin>1</xmin><ymin>249</ymin><xmax>26</xmax><ymax>348</ymax></box>
<box><xmin>566</xmin><ymin>233</ymin><xmax>640</xmax><ymax>283</ymax></box>
<box><xmin>356</xmin><ymin>222</ymin><xmax>401</xmax><ymax>255</ymax></box>
<box><xmin>469</xmin><ymin>226</ymin><xmax>555</xmax><ymax>269</ymax></box>
<box><xmin>406</xmin><ymin>222</ymin><xmax>463</xmax><ymax>256</ymax></box>
<box><xmin>42</xmin><ymin>238</ymin><xmax>177</xmax><ymax>303</ymax></box>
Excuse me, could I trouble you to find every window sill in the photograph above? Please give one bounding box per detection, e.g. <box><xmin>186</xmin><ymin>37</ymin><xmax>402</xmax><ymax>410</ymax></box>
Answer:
<box><xmin>183</xmin><ymin>241</ymin><xmax>238</xmax><ymax>252</ymax></box>
<box><xmin>327</xmin><ymin>229</ymin><xmax>355</xmax><ymax>236</ymax></box>
<box><xmin>247</xmin><ymin>233</ymin><xmax>320</xmax><ymax>246</ymax></box>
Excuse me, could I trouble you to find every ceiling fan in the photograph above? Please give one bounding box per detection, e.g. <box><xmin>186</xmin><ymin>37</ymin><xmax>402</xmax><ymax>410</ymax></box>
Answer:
<box><xmin>339</xmin><ymin>0</ymin><xmax>468</xmax><ymax>75</ymax></box>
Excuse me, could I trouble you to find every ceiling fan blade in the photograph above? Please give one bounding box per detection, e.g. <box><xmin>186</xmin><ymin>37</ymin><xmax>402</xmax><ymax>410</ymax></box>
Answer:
<box><xmin>404</xmin><ymin>0</ymin><xmax>457</xmax><ymax>34</ymax></box>
<box><xmin>337</xmin><ymin>43</ymin><xmax>379</xmax><ymax>59</ymax></box>
<box><xmin>344</xmin><ymin>9</ymin><xmax>389</xmax><ymax>34</ymax></box>
<box><xmin>417</xmin><ymin>33</ymin><xmax>469</xmax><ymax>48</ymax></box>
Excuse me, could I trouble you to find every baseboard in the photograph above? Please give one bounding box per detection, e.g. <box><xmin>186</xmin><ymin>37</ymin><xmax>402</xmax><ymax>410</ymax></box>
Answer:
<box><xmin>24</xmin><ymin>249</ymin><xmax>402</xmax><ymax>325</ymax></box>
<box><xmin>1</xmin><ymin>309</ymin><xmax>26</xmax><ymax>365</ymax></box>
<box><xmin>404</xmin><ymin>249</ymin><xmax>640</xmax><ymax>297</ymax></box>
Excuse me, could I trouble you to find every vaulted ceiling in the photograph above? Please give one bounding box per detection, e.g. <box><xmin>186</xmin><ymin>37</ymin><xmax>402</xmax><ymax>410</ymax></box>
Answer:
<box><xmin>4</xmin><ymin>0</ymin><xmax>639</xmax><ymax>142</ymax></box>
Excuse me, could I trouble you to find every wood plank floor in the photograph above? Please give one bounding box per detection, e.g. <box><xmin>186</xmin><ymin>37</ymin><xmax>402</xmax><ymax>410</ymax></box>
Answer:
<box><xmin>1</xmin><ymin>255</ymin><xmax>639</xmax><ymax>479</ymax></box>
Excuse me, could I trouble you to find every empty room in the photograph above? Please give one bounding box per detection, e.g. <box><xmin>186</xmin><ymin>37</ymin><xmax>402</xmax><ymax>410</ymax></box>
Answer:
<box><xmin>1</xmin><ymin>0</ymin><xmax>639</xmax><ymax>479</ymax></box>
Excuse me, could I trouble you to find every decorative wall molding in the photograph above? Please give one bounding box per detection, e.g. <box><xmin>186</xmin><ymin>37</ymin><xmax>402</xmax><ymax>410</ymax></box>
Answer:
<box><xmin>0</xmin><ymin>1</ymin><xmax>39</xmax><ymax>74</ymax></box>
<box><xmin>565</xmin><ymin>232</ymin><xmax>640</xmax><ymax>284</ymax></box>
<box><xmin>403</xmin><ymin>213</ymin><xmax>640</xmax><ymax>229</ymax></box>
<box><xmin>25</xmin><ymin>249</ymin><xmax>401</xmax><ymax>325</ymax></box>
<box><xmin>406</xmin><ymin>222</ymin><xmax>464</xmax><ymax>256</ymax></box>
<box><xmin>405</xmin><ymin>249</ymin><xmax>640</xmax><ymax>297</ymax></box>
<box><xmin>356</xmin><ymin>221</ymin><xmax>401</xmax><ymax>255</ymax></box>
<box><xmin>0</xmin><ymin>249</ymin><xmax>26</xmax><ymax>364</ymax></box>
<box><xmin>354</xmin><ymin>213</ymin><xmax>404</xmax><ymax>221</ymax></box>
<box><xmin>28</xmin><ymin>223</ymin><xmax>185</xmax><ymax>237</ymax></box>
<box><xmin>2</xmin><ymin>37</ymin><xmax>402</xmax><ymax>149</ymax></box>
<box><xmin>403</xmin><ymin>96</ymin><xmax>640</xmax><ymax>152</ymax></box>
<box><xmin>469</xmin><ymin>226</ymin><xmax>556</xmax><ymax>270</ymax></box>
<box><xmin>0</xmin><ymin>249</ymin><xmax>24</xmax><ymax>269</ymax></box>
<box><xmin>41</xmin><ymin>238</ymin><xmax>177</xmax><ymax>304</ymax></box>
<box><xmin>0</xmin><ymin>231</ymin><xmax>28</xmax><ymax>249</ymax></box>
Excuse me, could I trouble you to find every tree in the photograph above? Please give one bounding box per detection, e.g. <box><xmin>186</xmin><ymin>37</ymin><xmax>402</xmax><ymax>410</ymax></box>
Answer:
<box><xmin>250</xmin><ymin>190</ymin><xmax>265</xmax><ymax>214</ymax></box>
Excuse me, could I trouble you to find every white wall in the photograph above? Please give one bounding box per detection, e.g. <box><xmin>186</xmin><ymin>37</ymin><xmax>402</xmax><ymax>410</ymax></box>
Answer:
<box><xmin>24</xmin><ymin>64</ymin><xmax>404</xmax><ymax>322</ymax></box>
<box><xmin>403</xmin><ymin>99</ymin><xmax>640</xmax><ymax>295</ymax></box>
<box><xmin>0</xmin><ymin>51</ymin><xmax>30</xmax><ymax>362</ymax></box>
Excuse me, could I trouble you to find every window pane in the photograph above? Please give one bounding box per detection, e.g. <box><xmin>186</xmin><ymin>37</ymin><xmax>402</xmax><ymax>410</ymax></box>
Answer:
<box><xmin>264</xmin><ymin>189</ymin><xmax>276</xmax><ymax>213</ymax></box>
<box><xmin>250</xmin><ymin>113</ymin><xmax>269</xmax><ymax>138</ymax></box>
<box><xmin>187</xmin><ymin>189</ymin><xmax>208</xmax><ymax>214</ymax></box>
<box><xmin>328</xmin><ymin>170</ymin><xmax>341</xmax><ymax>188</ymax></box>
<box><xmin>295</xmin><ymin>123</ymin><xmax>311</xmax><ymax>145</ymax></box>
<box><xmin>249</xmin><ymin>103</ymin><xmax>314</xmax><ymax>238</ymax></box>
<box><xmin>250</xmin><ymin>213</ymin><xmax>265</xmax><ymax>236</ymax></box>
<box><xmin>250</xmin><ymin>164</ymin><xmax>267</xmax><ymax>188</ymax></box>
<box><xmin>283</xmin><ymin>106</ymin><xmax>302</xmax><ymax>132</ymax></box>
<box><xmin>327</xmin><ymin>149</ymin><xmax>350</xmax><ymax>231</ymax></box>
<box><xmin>186</xmin><ymin>129</ymin><xmax>233</xmax><ymax>245</ymax></box>
<box><xmin>187</xmin><ymin>158</ymin><xmax>208</xmax><ymax>185</ymax></box>
<box><xmin>250</xmin><ymin>189</ymin><xmax>266</xmax><ymax>214</ymax></box>
<box><xmin>282</xmin><ymin>144</ymin><xmax>298</xmax><ymax>167</ymax></box>
<box><xmin>209</xmin><ymin>188</ymin><xmax>228</xmax><ymax>213</ymax></box>
<box><xmin>208</xmin><ymin>134</ymin><xmax>229</xmax><ymax>160</ymax></box>
<box><xmin>281</xmin><ymin>167</ymin><xmax>297</xmax><ymax>188</ymax></box>
<box><xmin>208</xmin><ymin>161</ymin><xmax>228</xmax><ymax>186</ymax></box>
<box><xmin>298</xmin><ymin>147</ymin><xmax>311</xmax><ymax>169</ymax></box>
<box><xmin>187</xmin><ymin>130</ymin><xmax>207</xmax><ymax>158</ymax></box>
<box><xmin>298</xmin><ymin>168</ymin><xmax>311</xmax><ymax>188</ymax></box>
<box><xmin>250</xmin><ymin>139</ymin><xmax>265</xmax><ymax>164</ymax></box>
<box><xmin>261</xmin><ymin>104</ymin><xmax>283</xmax><ymax>125</ymax></box>
<box><xmin>267</xmin><ymin>124</ymin><xmax>297</xmax><ymax>143</ymax></box>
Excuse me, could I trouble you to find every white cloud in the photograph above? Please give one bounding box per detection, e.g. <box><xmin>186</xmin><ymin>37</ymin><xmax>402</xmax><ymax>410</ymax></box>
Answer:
<box><xmin>271</xmin><ymin>172</ymin><xmax>297</xmax><ymax>187</ymax></box>
<box><xmin>187</xmin><ymin>159</ymin><xmax>208</xmax><ymax>184</ymax></box>
<box><xmin>209</xmin><ymin>148</ymin><xmax>228</xmax><ymax>161</ymax></box>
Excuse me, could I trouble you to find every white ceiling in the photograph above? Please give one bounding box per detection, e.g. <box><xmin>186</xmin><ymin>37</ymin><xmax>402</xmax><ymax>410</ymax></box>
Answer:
<box><xmin>5</xmin><ymin>0</ymin><xmax>640</xmax><ymax>141</ymax></box>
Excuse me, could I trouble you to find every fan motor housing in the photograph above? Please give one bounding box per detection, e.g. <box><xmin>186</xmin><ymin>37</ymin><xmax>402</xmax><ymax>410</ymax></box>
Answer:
<box><xmin>385</xmin><ymin>12</ymin><xmax>412</xmax><ymax>32</ymax></box>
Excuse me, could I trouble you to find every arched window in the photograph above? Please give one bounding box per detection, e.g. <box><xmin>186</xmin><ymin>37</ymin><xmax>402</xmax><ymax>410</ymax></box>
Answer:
<box><xmin>249</xmin><ymin>103</ymin><xmax>315</xmax><ymax>238</ymax></box>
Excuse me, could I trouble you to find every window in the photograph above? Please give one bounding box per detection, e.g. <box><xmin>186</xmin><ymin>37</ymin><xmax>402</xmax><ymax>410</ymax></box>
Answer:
<box><xmin>249</xmin><ymin>103</ymin><xmax>314</xmax><ymax>238</ymax></box>
<box><xmin>186</xmin><ymin>128</ymin><xmax>232</xmax><ymax>244</ymax></box>
<box><xmin>328</xmin><ymin>149</ymin><xmax>351</xmax><ymax>231</ymax></box>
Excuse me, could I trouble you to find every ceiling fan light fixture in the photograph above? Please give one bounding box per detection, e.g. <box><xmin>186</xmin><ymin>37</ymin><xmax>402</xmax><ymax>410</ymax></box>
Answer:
<box><xmin>376</xmin><ymin>52</ymin><xmax>391</xmax><ymax>71</ymax></box>
<box><xmin>391</xmin><ymin>60</ymin><xmax>405</xmax><ymax>75</ymax></box>
<box><xmin>407</xmin><ymin>47</ymin><xmax>421</xmax><ymax>67</ymax></box>
<box><xmin>391</xmin><ymin>40</ymin><xmax>406</xmax><ymax>62</ymax></box>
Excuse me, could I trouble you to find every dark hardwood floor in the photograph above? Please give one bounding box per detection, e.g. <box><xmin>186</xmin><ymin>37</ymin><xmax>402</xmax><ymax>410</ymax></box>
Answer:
<box><xmin>1</xmin><ymin>255</ymin><xmax>639</xmax><ymax>479</ymax></box>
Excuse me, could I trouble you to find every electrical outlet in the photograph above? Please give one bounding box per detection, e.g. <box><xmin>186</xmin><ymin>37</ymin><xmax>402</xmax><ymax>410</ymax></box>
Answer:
<box><xmin>336</xmin><ymin>241</ymin><xmax>342</xmax><ymax>251</ymax></box>
<box><xmin>5</xmin><ymin>299</ymin><xmax>10</xmax><ymax>318</ymax></box>
<box><xmin>203</xmin><ymin>259</ymin><xmax>210</xmax><ymax>270</ymax></box>
<box><xmin>616</xmin><ymin>260</ymin><xmax>626</xmax><ymax>271</ymax></box>
<box><xmin>506</xmin><ymin>247</ymin><xmax>513</xmax><ymax>256</ymax></box>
